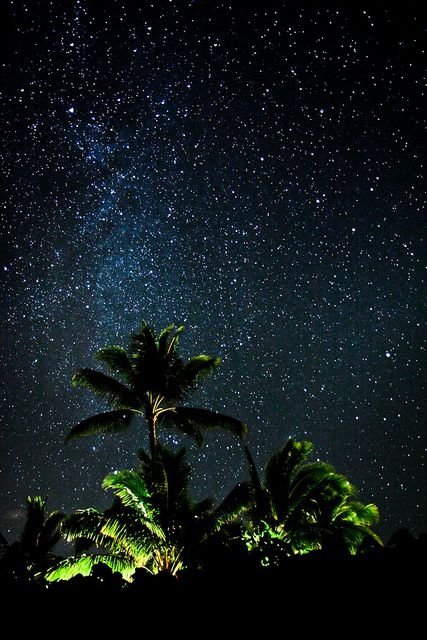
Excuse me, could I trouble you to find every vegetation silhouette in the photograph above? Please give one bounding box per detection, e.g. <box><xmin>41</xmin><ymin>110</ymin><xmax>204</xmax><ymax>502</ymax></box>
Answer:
<box><xmin>243</xmin><ymin>440</ymin><xmax>382</xmax><ymax>565</ymax></box>
<box><xmin>135</xmin><ymin>444</ymin><xmax>250</xmax><ymax>571</ymax></box>
<box><xmin>44</xmin><ymin>445</ymin><xmax>251</xmax><ymax>581</ymax></box>
<box><xmin>66</xmin><ymin>322</ymin><xmax>248</xmax><ymax>460</ymax></box>
<box><xmin>0</xmin><ymin>496</ymin><xmax>64</xmax><ymax>584</ymax></box>
<box><xmin>1</xmin><ymin>318</ymin><xmax>425</xmax><ymax>597</ymax></box>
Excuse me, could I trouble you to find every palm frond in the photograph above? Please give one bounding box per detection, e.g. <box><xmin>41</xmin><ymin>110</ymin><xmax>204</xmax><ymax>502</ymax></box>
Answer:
<box><xmin>96</xmin><ymin>346</ymin><xmax>135</xmax><ymax>384</ymax></box>
<box><xmin>99</xmin><ymin>515</ymin><xmax>151</xmax><ymax>555</ymax></box>
<box><xmin>340</xmin><ymin>501</ymin><xmax>380</xmax><ymax>526</ymax></box>
<box><xmin>20</xmin><ymin>496</ymin><xmax>46</xmax><ymax>550</ymax></box>
<box><xmin>72</xmin><ymin>368</ymin><xmax>140</xmax><ymax>409</ymax></box>
<box><xmin>158</xmin><ymin>408</ymin><xmax>203</xmax><ymax>445</ymax></box>
<box><xmin>289</xmin><ymin>463</ymin><xmax>339</xmax><ymax>498</ymax></box>
<box><xmin>284</xmin><ymin>471</ymin><xmax>339</xmax><ymax>523</ymax></box>
<box><xmin>333</xmin><ymin>518</ymin><xmax>383</xmax><ymax>554</ymax></box>
<box><xmin>152</xmin><ymin>544</ymin><xmax>183</xmax><ymax>575</ymax></box>
<box><xmin>212</xmin><ymin>482</ymin><xmax>253</xmax><ymax>530</ymax></box>
<box><xmin>60</xmin><ymin>509</ymin><xmax>106</xmax><ymax>546</ymax></box>
<box><xmin>181</xmin><ymin>355</ymin><xmax>221</xmax><ymax>390</ymax></box>
<box><xmin>38</xmin><ymin>511</ymin><xmax>66</xmax><ymax>552</ymax></box>
<box><xmin>265</xmin><ymin>440</ymin><xmax>314</xmax><ymax>496</ymax></box>
<box><xmin>66</xmin><ymin>410</ymin><xmax>134</xmax><ymax>443</ymax></box>
<box><xmin>158</xmin><ymin>324</ymin><xmax>184</xmax><ymax>358</ymax></box>
<box><xmin>160</xmin><ymin>407</ymin><xmax>248</xmax><ymax>444</ymax></box>
<box><xmin>45</xmin><ymin>553</ymin><xmax>135</xmax><ymax>582</ymax></box>
<box><xmin>362</xmin><ymin>502</ymin><xmax>380</xmax><ymax>526</ymax></box>
<box><xmin>102</xmin><ymin>470</ymin><xmax>165</xmax><ymax>540</ymax></box>
<box><xmin>100</xmin><ymin>515</ymin><xmax>158</xmax><ymax>560</ymax></box>
<box><xmin>129</xmin><ymin>323</ymin><xmax>158</xmax><ymax>379</ymax></box>
<box><xmin>61</xmin><ymin>505</ymin><xmax>157</xmax><ymax>566</ymax></box>
<box><xmin>348</xmin><ymin>522</ymin><xmax>383</xmax><ymax>547</ymax></box>
<box><xmin>284</xmin><ymin>524</ymin><xmax>322</xmax><ymax>554</ymax></box>
<box><xmin>103</xmin><ymin>470</ymin><xmax>149</xmax><ymax>511</ymax></box>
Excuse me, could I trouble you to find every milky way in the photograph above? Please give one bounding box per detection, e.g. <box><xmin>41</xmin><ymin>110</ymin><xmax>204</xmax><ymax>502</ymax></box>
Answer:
<box><xmin>0</xmin><ymin>2</ymin><xmax>425</xmax><ymax>540</ymax></box>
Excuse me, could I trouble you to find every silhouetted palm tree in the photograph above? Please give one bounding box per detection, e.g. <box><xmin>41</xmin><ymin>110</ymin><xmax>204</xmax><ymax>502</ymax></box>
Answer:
<box><xmin>66</xmin><ymin>322</ymin><xmax>248</xmax><ymax>459</ymax></box>
<box><xmin>136</xmin><ymin>444</ymin><xmax>212</xmax><ymax>539</ymax></box>
<box><xmin>2</xmin><ymin>496</ymin><xmax>65</xmax><ymax>578</ymax></box>
<box><xmin>136</xmin><ymin>444</ymin><xmax>251</xmax><ymax>568</ymax></box>
<box><xmin>244</xmin><ymin>440</ymin><xmax>381</xmax><ymax>558</ymax></box>
<box><xmin>46</xmin><ymin>445</ymin><xmax>251</xmax><ymax>582</ymax></box>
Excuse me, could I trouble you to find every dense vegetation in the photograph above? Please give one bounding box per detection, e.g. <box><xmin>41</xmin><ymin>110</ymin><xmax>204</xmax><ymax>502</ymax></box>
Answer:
<box><xmin>1</xmin><ymin>322</ymin><xmax>425</xmax><ymax>594</ymax></box>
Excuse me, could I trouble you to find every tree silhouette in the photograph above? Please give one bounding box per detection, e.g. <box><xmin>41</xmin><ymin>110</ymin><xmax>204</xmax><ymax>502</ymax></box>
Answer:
<box><xmin>2</xmin><ymin>496</ymin><xmax>65</xmax><ymax>579</ymax></box>
<box><xmin>136</xmin><ymin>444</ymin><xmax>251</xmax><ymax>570</ymax></box>
<box><xmin>244</xmin><ymin>440</ymin><xmax>382</xmax><ymax>561</ymax></box>
<box><xmin>66</xmin><ymin>322</ymin><xmax>248</xmax><ymax>459</ymax></box>
<box><xmin>45</xmin><ymin>457</ymin><xmax>249</xmax><ymax>582</ymax></box>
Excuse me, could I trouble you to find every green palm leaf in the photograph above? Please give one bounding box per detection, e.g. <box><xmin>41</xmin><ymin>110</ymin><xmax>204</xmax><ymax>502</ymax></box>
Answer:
<box><xmin>181</xmin><ymin>355</ymin><xmax>221</xmax><ymax>389</ymax></box>
<box><xmin>72</xmin><ymin>368</ymin><xmax>140</xmax><ymax>409</ymax></box>
<box><xmin>265</xmin><ymin>440</ymin><xmax>314</xmax><ymax>496</ymax></box>
<box><xmin>60</xmin><ymin>508</ymin><xmax>106</xmax><ymax>546</ymax></box>
<box><xmin>284</xmin><ymin>468</ymin><xmax>344</xmax><ymax>523</ymax></box>
<box><xmin>103</xmin><ymin>471</ymin><xmax>150</xmax><ymax>515</ymax></box>
<box><xmin>289</xmin><ymin>464</ymin><xmax>341</xmax><ymax>500</ymax></box>
<box><xmin>342</xmin><ymin>501</ymin><xmax>380</xmax><ymax>526</ymax></box>
<box><xmin>66</xmin><ymin>410</ymin><xmax>134</xmax><ymax>443</ymax></box>
<box><xmin>102</xmin><ymin>470</ymin><xmax>165</xmax><ymax>540</ymax></box>
<box><xmin>96</xmin><ymin>346</ymin><xmax>135</xmax><ymax>384</ymax></box>
<box><xmin>158</xmin><ymin>324</ymin><xmax>184</xmax><ymax>357</ymax></box>
<box><xmin>100</xmin><ymin>515</ymin><xmax>158</xmax><ymax>560</ymax></box>
<box><xmin>347</xmin><ymin>522</ymin><xmax>383</xmax><ymax>547</ymax></box>
<box><xmin>45</xmin><ymin>554</ymin><xmax>136</xmax><ymax>582</ymax></box>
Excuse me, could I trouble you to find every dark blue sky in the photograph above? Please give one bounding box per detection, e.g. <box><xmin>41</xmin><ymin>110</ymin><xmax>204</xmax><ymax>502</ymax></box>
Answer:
<box><xmin>0</xmin><ymin>2</ymin><xmax>425</xmax><ymax>541</ymax></box>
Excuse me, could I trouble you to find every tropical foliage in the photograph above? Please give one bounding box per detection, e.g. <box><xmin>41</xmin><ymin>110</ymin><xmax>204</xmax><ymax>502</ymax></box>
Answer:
<box><xmin>46</xmin><ymin>444</ymin><xmax>251</xmax><ymax>582</ymax></box>
<box><xmin>1</xmin><ymin>320</ymin><xmax>386</xmax><ymax>590</ymax></box>
<box><xmin>45</xmin><ymin>469</ymin><xmax>171</xmax><ymax>582</ymax></box>
<box><xmin>1</xmin><ymin>496</ymin><xmax>65</xmax><ymax>579</ymax></box>
<box><xmin>243</xmin><ymin>440</ymin><xmax>382</xmax><ymax>565</ymax></box>
<box><xmin>66</xmin><ymin>322</ymin><xmax>248</xmax><ymax>458</ymax></box>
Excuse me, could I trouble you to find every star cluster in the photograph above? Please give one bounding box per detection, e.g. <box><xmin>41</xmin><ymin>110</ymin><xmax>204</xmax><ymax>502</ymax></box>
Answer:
<box><xmin>0</xmin><ymin>2</ymin><xmax>425</xmax><ymax>540</ymax></box>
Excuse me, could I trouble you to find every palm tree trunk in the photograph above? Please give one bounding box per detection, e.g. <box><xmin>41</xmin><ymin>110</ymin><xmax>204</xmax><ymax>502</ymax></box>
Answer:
<box><xmin>147</xmin><ymin>414</ymin><xmax>158</xmax><ymax>461</ymax></box>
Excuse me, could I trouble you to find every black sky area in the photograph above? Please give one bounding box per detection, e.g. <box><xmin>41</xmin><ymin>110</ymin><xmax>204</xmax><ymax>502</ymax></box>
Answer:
<box><xmin>0</xmin><ymin>1</ymin><xmax>425</xmax><ymax>542</ymax></box>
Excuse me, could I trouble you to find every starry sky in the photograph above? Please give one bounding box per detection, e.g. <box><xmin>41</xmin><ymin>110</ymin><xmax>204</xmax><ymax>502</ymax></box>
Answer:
<box><xmin>0</xmin><ymin>1</ymin><xmax>425</xmax><ymax>542</ymax></box>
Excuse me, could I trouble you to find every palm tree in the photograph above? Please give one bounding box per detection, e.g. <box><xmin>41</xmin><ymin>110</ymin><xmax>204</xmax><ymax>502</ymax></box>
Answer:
<box><xmin>136</xmin><ymin>444</ymin><xmax>213</xmax><ymax>540</ymax></box>
<box><xmin>45</xmin><ymin>460</ymin><xmax>249</xmax><ymax>582</ymax></box>
<box><xmin>66</xmin><ymin>322</ymin><xmax>248</xmax><ymax>459</ymax></box>
<box><xmin>136</xmin><ymin>444</ymin><xmax>252</xmax><ymax>569</ymax></box>
<box><xmin>45</xmin><ymin>470</ymin><xmax>170</xmax><ymax>582</ymax></box>
<box><xmin>244</xmin><ymin>440</ymin><xmax>382</xmax><ymax>559</ymax></box>
<box><xmin>2</xmin><ymin>496</ymin><xmax>65</xmax><ymax>579</ymax></box>
<box><xmin>313</xmin><ymin>490</ymin><xmax>382</xmax><ymax>555</ymax></box>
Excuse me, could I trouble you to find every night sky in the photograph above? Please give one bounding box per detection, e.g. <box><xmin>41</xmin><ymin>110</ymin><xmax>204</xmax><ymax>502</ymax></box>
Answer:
<box><xmin>1</xmin><ymin>2</ymin><xmax>425</xmax><ymax>542</ymax></box>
